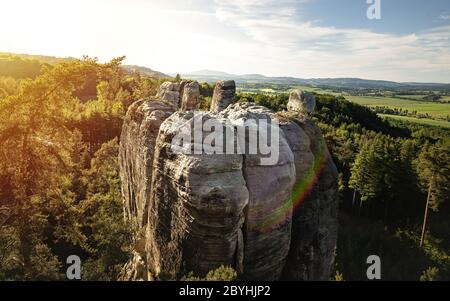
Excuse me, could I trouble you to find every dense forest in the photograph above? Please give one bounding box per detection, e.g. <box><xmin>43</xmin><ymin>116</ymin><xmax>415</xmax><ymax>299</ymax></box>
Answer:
<box><xmin>0</xmin><ymin>56</ymin><xmax>163</xmax><ymax>280</ymax></box>
<box><xmin>0</xmin><ymin>56</ymin><xmax>448</xmax><ymax>281</ymax></box>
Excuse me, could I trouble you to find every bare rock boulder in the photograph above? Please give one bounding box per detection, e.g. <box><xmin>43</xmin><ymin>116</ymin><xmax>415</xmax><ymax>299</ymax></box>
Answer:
<box><xmin>157</xmin><ymin>82</ymin><xmax>181</xmax><ymax>107</ymax></box>
<box><xmin>287</xmin><ymin>90</ymin><xmax>316</xmax><ymax>114</ymax></box>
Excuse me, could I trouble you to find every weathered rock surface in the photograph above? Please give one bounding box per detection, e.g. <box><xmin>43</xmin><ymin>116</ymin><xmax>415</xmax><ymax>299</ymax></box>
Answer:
<box><xmin>218</xmin><ymin>103</ymin><xmax>296</xmax><ymax>280</ymax></box>
<box><xmin>283</xmin><ymin>116</ymin><xmax>339</xmax><ymax>280</ymax></box>
<box><xmin>119</xmin><ymin>81</ymin><xmax>196</xmax><ymax>230</ymax></box>
<box><xmin>210</xmin><ymin>80</ymin><xmax>236</xmax><ymax>113</ymax></box>
<box><xmin>119</xmin><ymin>99</ymin><xmax>175</xmax><ymax>229</ymax></box>
<box><xmin>180</xmin><ymin>81</ymin><xmax>201</xmax><ymax>111</ymax></box>
<box><xmin>119</xmin><ymin>79</ymin><xmax>338</xmax><ymax>281</ymax></box>
<box><xmin>146</xmin><ymin>111</ymin><xmax>249</xmax><ymax>278</ymax></box>
<box><xmin>287</xmin><ymin>90</ymin><xmax>316</xmax><ymax>114</ymax></box>
<box><xmin>157</xmin><ymin>82</ymin><xmax>181</xmax><ymax>107</ymax></box>
<box><xmin>119</xmin><ymin>250</ymin><xmax>147</xmax><ymax>281</ymax></box>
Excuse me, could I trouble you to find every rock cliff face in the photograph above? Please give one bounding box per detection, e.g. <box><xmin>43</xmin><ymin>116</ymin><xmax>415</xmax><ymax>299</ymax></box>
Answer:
<box><xmin>119</xmin><ymin>81</ymin><xmax>338</xmax><ymax>281</ymax></box>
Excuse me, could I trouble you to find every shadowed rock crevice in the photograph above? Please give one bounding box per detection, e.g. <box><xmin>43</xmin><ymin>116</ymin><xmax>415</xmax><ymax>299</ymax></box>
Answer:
<box><xmin>119</xmin><ymin>82</ymin><xmax>338</xmax><ymax>281</ymax></box>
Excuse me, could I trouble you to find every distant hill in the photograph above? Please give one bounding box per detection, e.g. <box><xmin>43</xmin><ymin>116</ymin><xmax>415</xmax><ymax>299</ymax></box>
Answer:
<box><xmin>181</xmin><ymin>70</ymin><xmax>450</xmax><ymax>91</ymax></box>
<box><xmin>122</xmin><ymin>65</ymin><xmax>169</xmax><ymax>79</ymax></box>
<box><xmin>0</xmin><ymin>52</ymin><xmax>169</xmax><ymax>80</ymax></box>
<box><xmin>186</xmin><ymin>69</ymin><xmax>235</xmax><ymax>77</ymax></box>
<box><xmin>0</xmin><ymin>53</ymin><xmax>50</xmax><ymax>79</ymax></box>
<box><xmin>0</xmin><ymin>52</ymin><xmax>75</xmax><ymax>65</ymax></box>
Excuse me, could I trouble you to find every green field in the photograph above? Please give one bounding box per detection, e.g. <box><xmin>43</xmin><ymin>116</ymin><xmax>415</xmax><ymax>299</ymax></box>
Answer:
<box><xmin>292</xmin><ymin>87</ymin><xmax>450</xmax><ymax>120</ymax></box>
<box><xmin>345</xmin><ymin>95</ymin><xmax>450</xmax><ymax>119</ymax></box>
<box><xmin>294</xmin><ymin>85</ymin><xmax>344</xmax><ymax>96</ymax></box>
<box><xmin>245</xmin><ymin>84</ymin><xmax>450</xmax><ymax>128</ymax></box>
<box><xmin>395</xmin><ymin>94</ymin><xmax>426</xmax><ymax>100</ymax></box>
<box><xmin>379</xmin><ymin>114</ymin><xmax>450</xmax><ymax>128</ymax></box>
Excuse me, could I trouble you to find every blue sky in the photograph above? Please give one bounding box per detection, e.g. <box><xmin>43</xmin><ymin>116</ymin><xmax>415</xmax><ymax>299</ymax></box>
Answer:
<box><xmin>303</xmin><ymin>0</ymin><xmax>450</xmax><ymax>35</ymax></box>
<box><xmin>1</xmin><ymin>0</ymin><xmax>449</xmax><ymax>82</ymax></box>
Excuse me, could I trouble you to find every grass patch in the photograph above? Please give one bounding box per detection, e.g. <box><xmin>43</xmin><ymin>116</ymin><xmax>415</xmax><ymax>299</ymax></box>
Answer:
<box><xmin>345</xmin><ymin>95</ymin><xmax>450</xmax><ymax>119</ymax></box>
<box><xmin>379</xmin><ymin>114</ymin><xmax>450</xmax><ymax>128</ymax></box>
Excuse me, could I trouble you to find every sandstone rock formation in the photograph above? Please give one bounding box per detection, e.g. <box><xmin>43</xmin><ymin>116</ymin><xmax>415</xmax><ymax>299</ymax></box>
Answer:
<box><xmin>119</xmin><ymin>100</ymin><xmax>175</xmax><ymax>229</ymax></box>
<box><xmin>283</xmin><ymin>116</ymin><xmax>339</xmax><ymax>280</ymax></box>
<box><xmin>287</xmin><ymin>90</ymin><xmax>316</xmax><ymax>114</ymax></box>
<box><xmin>210</xmin><ymin>80</ymin><xmax>236</xmax><ymax>113</ymax></box>
<box><xmin>180</xmin><ymin>81</ymin><xmax>201</xmax><ymax>111</ymax></box>
<box><xmin>146</xmin><ymin>111</ymin><xmax>249</xmax><ymax>278</ymax></box>
<box><xmin>119</xmin><ymin>82</ymin><xmax>338</xmax><ymax>281</ymax></box>
<box><xmin>156</xmin><ymin>82</ymin><xmax>181</xmax><ymax>107</ymax></box>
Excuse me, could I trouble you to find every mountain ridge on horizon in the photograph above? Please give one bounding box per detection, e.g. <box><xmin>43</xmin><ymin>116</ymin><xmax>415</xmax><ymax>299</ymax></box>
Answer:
<box><xmin>180</xmin><ymin>69</ymin><xmax>450</xmax><ymax>86</ymax></box>
<box><xmin>178</xmin><ymin>69</ymin><xmax>450</xmax><ymax>90</ymax></box>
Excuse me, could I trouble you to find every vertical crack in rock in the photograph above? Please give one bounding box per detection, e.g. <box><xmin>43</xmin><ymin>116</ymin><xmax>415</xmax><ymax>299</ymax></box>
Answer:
<box><xmin>235</xmin><ymin>227</ymin><xmax>245</xmax><ymax>274</ymax></box>
<box><xmin>240</xmin><ymin>155</ymin><xmax>250</xmax><ymax>276</ymax></box>
<box><xmin>218</xmin><ymin>103</ymin><xmax>296</xmax><ymax>281</ymax></box>
<box><xmin>283</xmin><ymin>116</ymin><xmax>339</xmax><ymax>281</ymax></box>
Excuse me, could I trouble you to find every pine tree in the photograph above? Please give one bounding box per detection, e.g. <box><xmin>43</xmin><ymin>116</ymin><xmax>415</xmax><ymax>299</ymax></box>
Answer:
<box><xmin>415</xmin><ymin>144</ymin><xmax>450</xmax><ymax>247</ymax></box>
<box><xmin>80</xmin><ymin>138</ymin><xmax>132</xmax><ymax>280</ymax></box>
<box><xmin>349</xmin><ymin>134</ymin><xmax>402</xmax><ymax>219</ymax></box>
<box><xmin>349</xmin><ymin>140</ymin><xmax>378</xmax><ymax>211</ymax></box>
<box><xmin>0</xmin><ymin>57</ymin><xmax>127</xmax><ymax>279</ymax></box>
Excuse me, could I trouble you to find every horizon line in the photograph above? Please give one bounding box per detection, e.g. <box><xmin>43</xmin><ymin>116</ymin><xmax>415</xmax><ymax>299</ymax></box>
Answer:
<box><xmin>3</xmin><ymin>50</ymin><xmax>450</xmax><ymax>85</ymax></box>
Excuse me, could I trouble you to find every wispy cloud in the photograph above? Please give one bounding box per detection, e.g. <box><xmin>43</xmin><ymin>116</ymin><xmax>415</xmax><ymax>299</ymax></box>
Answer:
<box><xmin>210</xmin><ymin>0</ymin><xmax>450</xmax><ymax>82</ymax></box>
<box><xmin>439</xmin><ymin>13</ymin><xmax>450</xmax><ymax>20</ymax></box>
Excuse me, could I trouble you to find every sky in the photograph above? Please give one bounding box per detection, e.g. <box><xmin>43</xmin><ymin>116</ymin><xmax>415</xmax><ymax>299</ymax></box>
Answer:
<box><xmin>1</xmin><ymin>0</ymin><xmax>449</xmax><ymax>82</ymax></box>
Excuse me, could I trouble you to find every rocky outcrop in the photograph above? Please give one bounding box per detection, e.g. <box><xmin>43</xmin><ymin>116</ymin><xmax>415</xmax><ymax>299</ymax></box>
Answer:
<box><xmin>119</xmin><ymin>81</ymin><xmax>338</xmax><ymax>281</ymax></box>
<box><xmin>119</xmin><ymin>82</ymin><xmax>186</xmax><ymax>281</ymax></box>
<box><xmin>119</xmin><ymin>100</ymin><xmax>175</xmax><ymax>229</ymax></box>
<box><xmin>156</xmin><ymin>82</ymin><xmax>181</xmax><ymax>107</ymax></box>
<box><xmin>287</xmin><ymin>90</ymin><xmax>316</xmax><ymax>114</ymax></box>
<box><xmin>210</xmin><ymin>80</ymin><xmax>236</xmax><ymax>113</ymax></box>
<box><xmin>146</xmin><ymin>111</ymin><xmax>249</xmax><ymax>278</ymax></box>
<box><xmin>217</xmin><ymin>103</ymin><xmax>296</xmax><ymax>280</ymax></box>
<box><xmin>283</xmin><ymin>116</ymin><xmax>339</xmax><ymax>280</ymax></box>
<box><xmin>180</xmin><ymin>81</ymin><xmax>201</xmax><ymax>111</ymax></box>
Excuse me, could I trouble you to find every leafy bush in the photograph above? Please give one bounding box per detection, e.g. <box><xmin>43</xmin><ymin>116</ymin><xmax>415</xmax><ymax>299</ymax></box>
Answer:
<box><xmin>183</xmin><ymin>266</ymin><xmax>237</xmax><ymax>281</ymax></box>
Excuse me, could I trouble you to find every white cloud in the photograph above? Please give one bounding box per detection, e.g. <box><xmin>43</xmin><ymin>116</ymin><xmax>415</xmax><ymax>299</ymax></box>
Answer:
<box><xmin>210</xmin><ymin>0</ymin><xmax>450</xmax><ymax>82</ymax></box>
<box><xmin>439</xmin><ymin>13</ymin><xmax>450</xmax><ymax>20</ymax></box>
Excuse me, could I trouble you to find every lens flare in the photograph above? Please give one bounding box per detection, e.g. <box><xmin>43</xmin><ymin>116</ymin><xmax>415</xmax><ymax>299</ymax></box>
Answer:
<box><xmin>256</xmin><ymin>138</ymin><xmax>329</xmax><ymax>232</ymax></box>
